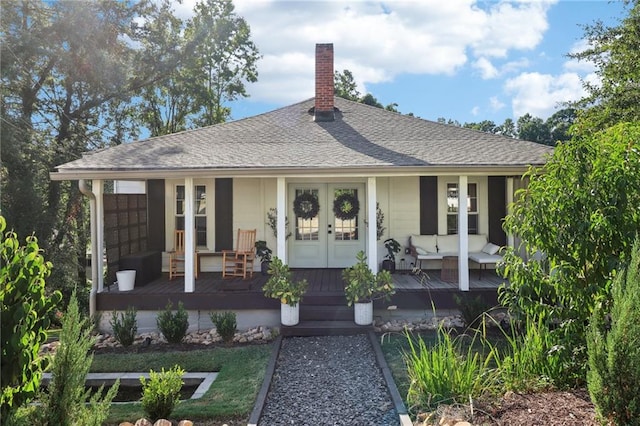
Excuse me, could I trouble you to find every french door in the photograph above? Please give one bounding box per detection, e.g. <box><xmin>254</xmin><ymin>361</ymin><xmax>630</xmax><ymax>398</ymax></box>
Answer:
<box><xmin>288</xmin><ymin>183</ymin><xmax>366</xmax><ymax>268</ymax></box>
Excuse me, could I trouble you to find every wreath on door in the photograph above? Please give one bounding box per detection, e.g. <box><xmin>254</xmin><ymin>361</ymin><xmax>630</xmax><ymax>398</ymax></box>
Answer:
<box><xmin>293</xmin><ymin>192</ymin><xmax>320</xmax><ymax>219</ymax></box>
<box><xmin>333</xmin><ymin>192</ymin><xmax>359</xmax><ymax>220</ymax></box>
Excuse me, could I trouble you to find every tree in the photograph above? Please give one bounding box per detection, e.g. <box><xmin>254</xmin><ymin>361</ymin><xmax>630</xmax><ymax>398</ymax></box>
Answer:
<box><xmin>334</xmin><ymin>69</ymin><xmax>402</xmax><ymax>113</ymax></box>
<box><xmin>517</xmin><ymin>113</ymin><xmax>551</xmax><ymax>145</ymax></box>
<box><xmin>587</xmin><ymin>238</ymin><xmax>640</xmax><ymax>426</ymax></box>
<box><xmin>463</xmin><ymin>120</ymin><xmax>498</xmax><ymax>134</ymax></box>
<box><xmin>183</xmin><ymin>0</ymin><xmax>260</xmax><ymax>126</ymax></box>
<box><xmin>546</xmin><ymin>108</ymin><xmax>576</xmax><ymax>144</ymax></box>
<box><xmin>0</xmin><ymin>216</ymin><xmax>62</xmax><ymax>420</ymax></box>
<box><xmin>1</xmin><ymin>0</ymin><xmax>187</xmax><ymax>306</ymax></box>
<box><xmin>499</xmin><ymin>122</ymin><xmax>640</xmax><ymax>384</ymax></box>
<box><xmin>496</xmin><ymin>118</ymin><xmax>516</xmax><ymax>138</ymax></box>
<box><xmin>569</xmin><ymin>1</ymin><xmax>640</xmax><ymax>131</ymax></box>
<box><xmin>334</xmin><ymin>69</ymin><xmax>360</xmax><ymax>101</ymax></box>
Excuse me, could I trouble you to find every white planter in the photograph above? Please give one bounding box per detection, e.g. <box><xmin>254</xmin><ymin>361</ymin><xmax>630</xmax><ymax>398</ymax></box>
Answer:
<box><xmin>281</xmin><ymin>302</ymin><xmax>299</xmax><ymax>326</ymax></box>
<box><xmin>354</xmin><ymin>301</ymin><xmax>373</xmax><ymax>325</ymax></box>
<box><xmin>116</xmin><ymin>270</ymin><xmax>136</xmax><ymax>292</ymax></box>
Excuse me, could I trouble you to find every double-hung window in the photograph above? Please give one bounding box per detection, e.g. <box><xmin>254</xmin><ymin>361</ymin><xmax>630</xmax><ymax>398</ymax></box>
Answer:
<box><xmin>446</xmin><ymin>183</ymin><xmax>478</xmax><ymax>234</ymax></box>
<box><xmin>175</xmin><ymin>184</ymin><xmax>207</xmax><ymax>247</ymax></box>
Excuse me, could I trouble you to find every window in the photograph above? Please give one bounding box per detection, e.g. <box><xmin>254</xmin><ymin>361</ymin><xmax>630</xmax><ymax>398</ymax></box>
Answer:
<box><xmin>446</xmin><ymin>183</ymin><xmax>478</xmax><ymax>234</ymax></box>
<box><xmin>175</xmin><ymin>185</ymin><xmax>207</xmax><ymax>246</ymax></box>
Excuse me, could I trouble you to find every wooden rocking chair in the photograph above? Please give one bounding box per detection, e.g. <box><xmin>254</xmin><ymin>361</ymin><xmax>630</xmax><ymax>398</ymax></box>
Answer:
<box><xmin>222</xmin><ymin>229</ymin><xmax>256</xmax><ymax>279</ymax></box>
<box><xmin>169</xmin><ymin>230</ymin><xmax>198</xmax><ymax>280</ymax></box>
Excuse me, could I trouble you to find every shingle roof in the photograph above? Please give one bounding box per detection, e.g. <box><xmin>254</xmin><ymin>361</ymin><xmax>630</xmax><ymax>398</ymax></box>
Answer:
<box><xmin>53</xmin><ymin>97</ymin><xmax>552</xmax><ymax>178</ymax></box>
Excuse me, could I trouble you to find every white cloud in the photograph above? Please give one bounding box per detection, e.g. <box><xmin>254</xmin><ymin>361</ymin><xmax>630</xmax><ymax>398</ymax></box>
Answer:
<box><xmin>223</xmin><ymin>0</ymin><xmax>556</xmax><ymax>104</ymax></box>
<box><xmin>489</xmin><ymin>96</ymin><xmax>505</xmax><ymax>112</ymax></box>
<box><xmin>471</xmin><ymin>106</ymin><xmax>480</xmax><ymax>116</ymax></box>
<box><xmin>563</xmin><ymin>39</ymin><xmax>597</xmax><ymax>73</ymax></box>
<box><xmin>504</xmin><ymin>71</ymin><xmax>586</xmax><ymax>118</ymax></box>
<box><xmin>473</xmin><ymin>58</ymin><xmax>499</xmax><ymax>79</ymax></box>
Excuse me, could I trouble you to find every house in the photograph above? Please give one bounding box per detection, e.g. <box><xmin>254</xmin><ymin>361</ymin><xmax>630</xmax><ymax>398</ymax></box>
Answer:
<box><xmin>50</xmin><ymin>44</ymin><xmax>552</xmax><ymax>332</ymax></box>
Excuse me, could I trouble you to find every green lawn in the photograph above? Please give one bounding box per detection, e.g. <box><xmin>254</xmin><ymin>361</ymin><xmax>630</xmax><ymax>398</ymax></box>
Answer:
<box><xmin>96</xmin><ymin>344</ymin><xmax>273</xmax><ymax>424</ymax></box>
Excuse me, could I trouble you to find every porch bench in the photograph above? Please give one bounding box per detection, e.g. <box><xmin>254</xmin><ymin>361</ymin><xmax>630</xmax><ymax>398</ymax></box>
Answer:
<box><xmin>410</xmin><ymin>234</ymin><xmax>502</xmax><ymax>278</ymax></box>
<box><xmin>119</xmin><ymin>251</ymin><xmax>161</xmax><ymax>287</ymax></box>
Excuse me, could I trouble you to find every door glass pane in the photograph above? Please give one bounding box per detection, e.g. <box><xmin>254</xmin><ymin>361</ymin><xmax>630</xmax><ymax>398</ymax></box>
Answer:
<box><xmin>333</xmin><ymin>188</ymin><xmax>359</xmax><ymax>241</ymax></box>
<box><xmin>294</xmin><ymin>189</ymin><xmax>319</xmax><ymax>241</ymax></box>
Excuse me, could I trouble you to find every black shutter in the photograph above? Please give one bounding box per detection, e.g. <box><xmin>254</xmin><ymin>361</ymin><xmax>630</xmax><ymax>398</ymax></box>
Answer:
<box><xmin>488</xmin><ymin>176</ymin><xmax>507</xmax><ymax>246</ymax></box>
<box><xmin>147</xmin><ymin>180</ymin><xmax>165</xmax><ymax>251</ymax></box>
<box><xmin>215</xmin><ymin>178</ymin><xmax>233</xmax><ymax>251</ymax></box>
<box><xmin>420</xmin><ymin>176</ymin><xmax>438</xmax><ymax>235</ymax></box>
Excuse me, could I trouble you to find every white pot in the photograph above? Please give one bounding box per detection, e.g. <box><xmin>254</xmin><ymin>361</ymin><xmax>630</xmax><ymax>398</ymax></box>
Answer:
<box><xmin>354</xmin><ymin>301</ymin><xmax>373</xmax><ymax>325</ymax></box>
<box><xmin>116</xmin><ymin>270</ymin><xmax>136</xmax><ymax>292</ymax></box>
<box><xmin>281</xmin><ymin>302</ymin><xmax>299</xmax><ymax>326</ymax></box>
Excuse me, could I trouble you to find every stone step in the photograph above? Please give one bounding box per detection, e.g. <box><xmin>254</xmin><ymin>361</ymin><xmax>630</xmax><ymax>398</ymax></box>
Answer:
<box><xmin>280</xmin><ymin>320</ymin><xmax>372</xmax><ymax>337</ymax></box>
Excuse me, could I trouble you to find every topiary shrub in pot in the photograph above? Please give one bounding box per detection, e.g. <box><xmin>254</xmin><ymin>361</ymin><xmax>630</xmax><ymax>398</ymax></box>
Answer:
<box><xmin>343</xmin><ymin>251</ymin><xmax>395</xmax><ymax>325</ymax></box>
<box><xmin>255</xmin><ymin>240</ymin><xmax>272</xmax><ymax>275</ymax></box>
<box><xmin>262</xmin><ymin>257</ymin><xmax>308</xmax><ymax>326</ymax></box>
<box><xmin>382</xmin><ymin>238</ymin><xmax>402</xmax><ymax>273</ymax></box>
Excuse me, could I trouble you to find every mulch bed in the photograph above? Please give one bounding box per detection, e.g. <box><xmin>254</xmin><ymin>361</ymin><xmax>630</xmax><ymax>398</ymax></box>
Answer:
<box><xmin>472</xmin><ymin>389</ymin><xmax>598</xmax><ymax>425</ymax></box>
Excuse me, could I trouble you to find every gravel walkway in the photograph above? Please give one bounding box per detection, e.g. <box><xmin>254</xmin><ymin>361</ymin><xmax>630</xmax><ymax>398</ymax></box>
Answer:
<box><xmin>259</xmin><ymin>334</ymin><xmax>399</xmax><ymax>425</ymax></box>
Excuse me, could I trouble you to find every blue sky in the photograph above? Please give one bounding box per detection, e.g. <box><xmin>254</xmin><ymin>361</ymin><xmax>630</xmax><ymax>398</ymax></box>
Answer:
<box><xmin>175</xmin><ymin>0</ymin><xmax>627</xmax><ymax>125</ymax></box>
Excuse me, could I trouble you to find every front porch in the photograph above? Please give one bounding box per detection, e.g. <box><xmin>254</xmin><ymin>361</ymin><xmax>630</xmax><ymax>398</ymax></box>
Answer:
<box><xmin>96</xmin><ymin>268</ymin><xmax>505</xmax><ymax>312</ymax></box>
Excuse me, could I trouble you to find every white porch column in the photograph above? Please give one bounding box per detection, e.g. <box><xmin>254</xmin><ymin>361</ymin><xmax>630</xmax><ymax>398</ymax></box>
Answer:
<box><xmin>506</xmin><ymin>177</ymin><xmax>515</xmax><ymax>248</ymax></box>
<box><xmin>276</xmin><ymin>177</ymin><xmax>287</xmax><ymax>263</ymax></box>
<box><xmin>367</xmin><ymin>177</ymin><xmax>378</xmax><ymax>273</ymax></box>
<box><xmin>94</xmin><ymin>180</ymin><xmax>105</xmax><ymax>292</ymax></box>
<box><xmin>458</xmin><ymin>175</ymin><xmax>470</xmax><ymax>291</ymax></box>
<box><xmin>184</xmin><ymin>178</ymin><xmax>195</xmax><ymax>292</ymax></box>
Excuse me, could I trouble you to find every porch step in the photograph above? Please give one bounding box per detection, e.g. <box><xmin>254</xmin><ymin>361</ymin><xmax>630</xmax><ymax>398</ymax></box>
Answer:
<box><xmin>299</xmin><ymin>304</ymin><xmax>353</xmax><ymax>321</ymax></box>
<box><xmin>280</xmin><ymin>320</ymin><xmax>372</xmax><ymax>337</ymax></box>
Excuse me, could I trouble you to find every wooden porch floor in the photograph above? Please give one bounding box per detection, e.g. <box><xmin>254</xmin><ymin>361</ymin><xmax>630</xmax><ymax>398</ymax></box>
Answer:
<box><xmin>97</xmin><ymin>268</ymin><xmax>505</xmax><ymax>311</ymax></box>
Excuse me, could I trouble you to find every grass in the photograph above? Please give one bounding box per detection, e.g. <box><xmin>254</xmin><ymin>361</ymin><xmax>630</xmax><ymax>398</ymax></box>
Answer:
<box><xmin>95</xmin><ymin>344</ymin><xmax>273</xmax><ymax>424</ymax></box>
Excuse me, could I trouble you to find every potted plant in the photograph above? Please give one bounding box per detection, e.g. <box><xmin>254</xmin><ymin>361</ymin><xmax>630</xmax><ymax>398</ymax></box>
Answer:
<box><xmin>255</xmin><ymin>240</ymin><xmax>272</xmax><ymax>275</ymax></box>
<box><xmin>262</xmin><ymin>256</ymin><xmax>308</xmax><ymax>326</ymax></box>
<box><xmin>342</xmin><ymin>251</ymin><xmax>395</xmax><ymax>325</ymax></box>
<box><xmin>381</xmin><ymin>238</ymin><xmax>402</xmax><ymax>273</ymax></box>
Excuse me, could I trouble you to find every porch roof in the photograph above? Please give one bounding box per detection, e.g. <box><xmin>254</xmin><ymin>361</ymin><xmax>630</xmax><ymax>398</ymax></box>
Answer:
<box><xmin>51</xmin><ymin>97</ymin><xmax>552</xmax><ymax>181</ymax></box>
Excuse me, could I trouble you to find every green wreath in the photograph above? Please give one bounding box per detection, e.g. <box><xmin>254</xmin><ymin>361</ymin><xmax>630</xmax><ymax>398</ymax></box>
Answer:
<box><xmin>293</xmin><ymin>192</ymin><xmax>319</xmax><ymax>220</ymax></box>
<box><xmin>333</xmin><ymin>192</ymin><xmax>360</xmax><ymax>220</ymax></box>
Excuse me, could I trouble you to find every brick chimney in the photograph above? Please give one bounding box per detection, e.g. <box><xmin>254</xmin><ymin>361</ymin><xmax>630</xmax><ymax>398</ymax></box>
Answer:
<box><xmin>314</xmin><ymin>43</ymin><xmax>335</xmax><ymax>122</ymax></box>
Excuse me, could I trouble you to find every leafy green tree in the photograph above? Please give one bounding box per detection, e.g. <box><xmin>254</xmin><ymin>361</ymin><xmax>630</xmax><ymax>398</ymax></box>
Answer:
<box><xmin>334</xmin><ymin>69</ymin><xmax>360</xmax><ymax>101</ymax></box>
<box><xmin>517</xmin><ymin>113</ymin><xmax>551</xmax><ymax>145</ymax></box>
<box><xmin>496</xmin><ymin>118</ymin><xmax>516</xmax><ymax>138</ymax></box>
<box><xmin>0</xmin><ymin>216</ymin><xmax>62</xmax><ymax>419</ymax></box>
<box><xmin>546</xmin><ymin>108</ymin><xmax>576</xmax><ymax>144</ymax></box>
<box><xmin>1</xmin><ymin>0</ymin><xmax>187</xmax><ymax>306</ymax></box>
<box><xmin>587</xmin><ymin>238</ymin><xmax>640</xmax><ymax>426</ymax></box>
<box><xmin>334</xmin><ymin>69</ymin><xmax>402</xmax><ymax>113</ymax></box>
<box><xmin>463</xmin><ymin>120</ymin><xmax>498</xmax><ymax>133</ymax></box>
<box><xmin>184</xmin><ymin>0</ymin><xmax>260</xmax><ymax>126</ymax></box>
<box><xmin>570</xmin><ymin>1</ymin><xmax>640</xmax><ymax>131</ymax></box>
<box><xmin>499</xmin><ymin>122</ymin><xmax>640</xmax><ymax>384</ymax></box>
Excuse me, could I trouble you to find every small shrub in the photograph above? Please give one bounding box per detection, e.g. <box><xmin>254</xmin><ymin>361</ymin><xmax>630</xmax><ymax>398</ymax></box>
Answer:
<box><xmin>454</xmin><ymin>293</ymin><xmax>491</xmax><ymax>328</ymax></box>
<box><xmin>404</xmin><ymin>327</ymin><xmax>497</xmax><ymax>410</ymax></box>
<box><xmin>110</xmin><ymin>306</ymin><xmax>137</xmax><ymax>347</ymax></box>
<box><xmin>156</xmin><ymin>301</ymin><xmax>189</xmax><ymax>344</ymax></box>
<box><xmin>140</xmin><ymin>365</ymin><xmax>185</xmax><ymax>421</ymax></box>
<box><xmin>587</xmin><ymin>239</ymin><xmax>640</xmax><ymax>425</ymax></box>
<box><xmin>38</xmin><ymin>292</ymin><xmax>118</xmax><ymax>426</ymax></box>
<box><xmin>210</xmin><ymin>311</ymin><xmax>237</xmax><ymax>344</ymax></box>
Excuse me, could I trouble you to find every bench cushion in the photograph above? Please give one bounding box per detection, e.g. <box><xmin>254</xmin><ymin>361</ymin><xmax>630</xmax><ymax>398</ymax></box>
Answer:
<box><xmin>437</xmin><ymin>235</ymin><xmax>458</xmax><ymax>253</ymax></box>
<box><xmin>468</xmin><ymin>234</ymin><xmax>489</xmax><ymax>253</ymax></box>
<box><xmin>411</xmin><ymin>234</ymin><xmax>437</xmax><ymax>254</ymax></box>
<box><xmin>469</xmin><ymin>252</ymin><xmax>502</xmax><ymax>264</ymax></box>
